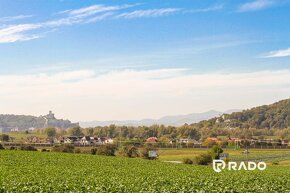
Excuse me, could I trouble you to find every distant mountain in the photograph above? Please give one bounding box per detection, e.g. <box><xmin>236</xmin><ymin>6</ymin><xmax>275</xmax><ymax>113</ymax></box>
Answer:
<box><xmin>195</xmin><ymin>98</ymin><xmax>290</xmax><ymax>129</ymax></box>
<box><xmin>0</xmin><ymin>111</ymin><xmax>79</xmax><ymax>132</ymax></box>
<box><xmin>79</xmin><ymin>110</ymin><xmax>235</xmax><ymax>127</ymax></box>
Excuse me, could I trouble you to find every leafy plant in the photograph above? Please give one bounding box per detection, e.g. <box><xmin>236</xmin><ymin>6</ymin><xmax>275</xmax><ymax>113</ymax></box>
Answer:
<box><xmin>0</xmin><ymin>150</ymin><xmax>289</xmax><ymax>192</ymax></box>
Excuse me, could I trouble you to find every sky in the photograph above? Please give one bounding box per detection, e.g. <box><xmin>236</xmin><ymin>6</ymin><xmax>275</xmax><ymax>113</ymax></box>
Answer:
<box><xmin>0</xmin><ymin>0</ymin><xmax>290</xmax><ymax>122</ymax></box>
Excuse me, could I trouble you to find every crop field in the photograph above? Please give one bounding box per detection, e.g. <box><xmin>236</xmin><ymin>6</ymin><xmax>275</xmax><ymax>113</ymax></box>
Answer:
<box><xmin>0</xmin><ymin>150</ymin><xmax>289</xmax><ymax>192</ymax></box>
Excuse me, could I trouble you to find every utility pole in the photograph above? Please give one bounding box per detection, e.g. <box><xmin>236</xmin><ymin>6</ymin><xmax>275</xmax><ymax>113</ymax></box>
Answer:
<box><xmin>245</xmin><ymin>125</ymin><xmax>250</xmax><ymax>163</ymax></box>
<box><xmin>246</xmin><ymin>138</ymin><xmax>249</xmax><ymax>162</ymax></box>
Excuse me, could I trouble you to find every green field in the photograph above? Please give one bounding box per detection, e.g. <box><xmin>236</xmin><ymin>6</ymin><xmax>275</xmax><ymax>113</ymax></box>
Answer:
<box><xmin>2</xmin><ymin>132</ymin><xmax>46</xmax><ymax>141</ymax></box>
<box><xmin>0</xmin><ymin>150</ymin><xmax>289</xmax><ymax>192</ymax></box>
<box><xmin>158</xmin><ymin>148</ymin><xmax>290</xmax><ymax>164</ymax></box>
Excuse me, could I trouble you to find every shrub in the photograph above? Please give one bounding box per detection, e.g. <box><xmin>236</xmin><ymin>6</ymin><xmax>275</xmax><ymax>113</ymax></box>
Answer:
<box><xmin>74</xmin><ymin>148</ymin><xmax>81</xmax><ymax>154</ymax></box>
<box><xmin>119</xmin><ymin>145</ymin><xmax>139</xmax><ymax>158</ymax></box>
<box><xmin>195</xmin><ymin>153</ymin><xmax>212</xmax><ymax>165</ymax></box>
<box><xmin>96</xmin><ymin>144</ymin><xmax>117</xmax><ymax>156</ymax></box>
<box><xmin>183</xmin><ymin>158</ymin><xmax>193</xmax><ymax>164</ymax></box>
<box><xmin>91</xmin><ymin>148</ymin><xmax>97</xmax><ymax>155</ymax></box>
<box><xmin>20</xmin><ymin>145</ymin><xmax>37</xmax><ymax>151</ymax></box>
<box><xmin>0</xmin><ymin>134</ymin><xmax>10</xmax><ymax>142</ymax></box>
<box><xmin>10</xmin><ymin>146</ymin><xmax>16</xmax><ymax>150</ymax></box>
<box><xmin>52</xmin><ymin>144</ymin><xmax>74</xmax><ymax>153</ymax></box>
<box><xmin>41</xmin><ymin>149</ymin><xmax>50</xmax><ymax>152</ymax></box>
<box><xmin>0</xmin><ymin>144</ymin><xmax>5</xmax><ymax>150</ymax></box>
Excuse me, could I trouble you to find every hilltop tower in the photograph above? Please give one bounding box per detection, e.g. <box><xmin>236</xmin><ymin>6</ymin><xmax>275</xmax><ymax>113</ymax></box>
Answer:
<box><xmin>46</xmin><ymin>111</ymin><xmax>55</xmax><ymax>120</ymax></box>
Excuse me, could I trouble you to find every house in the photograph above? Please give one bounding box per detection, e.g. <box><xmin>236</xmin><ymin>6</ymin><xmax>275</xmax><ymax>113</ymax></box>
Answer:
<box><xmin>26</xmin><ymin>136</ymin><xmax>40</xmax><ymax>143</ymax></box>
<box><xmin>64</xmin><ymin>136</ymin><xmax>81</xmax><ymax>144</ymax></box>
<box><xmin>10</xmin><ymin>128</ymin><xmax>19</xmax><ymax>132</ymax></box>
<box><xmin>281</xmin><ymin>140</ymin><xmax>289</xmax><ymax>145</ymax></box>
<box><xmin>104</xmin><ymin>137</ymin><xmax>114</xmax><ymax>144</ymax></box>
<box><xmin>80</xmin><ymin>136</ymin><xmax>102</xmax><ymax>145</ymax></box>
<box><xmin>28</xmin><ymin>127</ymin><xmax>36</xmax><ymax>131</ymax></box>
<box><xmin>94</xmin><ymin>137</ymin><xmax>104</xmax><ymax>145</ymax></box>
<box><xmin>146</xmin><ymin>137</ymin><xmax>158</xmax><ymax>143</ymax></box>
<box><xmin>96</xmin><ymin>137</ymin><xmax>114</xmax><ymax>144</ymax></box>
<box><xmin>178</xmin><ymin>138</ymin><xmax>200</xmax><ymax>144</ymax></box>
<box><xmin>228</xmin><ymin>137</ymin><xmax>241</xmax><ymax>142</ymax></box>
<box><xmin>80</xmin><ymin>136</ymin><xmax>91</xmax><ymax>145</ymax></box>
<box><xmin>78</xmin><ymin>137</ymin><xmax>114</xmax><ymax>145</ymax></box>
<box><xmin>281</xmin><ymin>140</ymin><xmax>290</xmax><ymax>146</ymax></box>
<box><xmin>54</xmin><ymin>136</ymin><xmax>65</xmax><ymax>144</ymax></box>
<box><xmin>46</xmin><ymin>137</ymin><xmax>55</xmax><ymax>144</ymax></box>
<box><xmin>206</xmin><ymin>137</ymin><xmax>220</xmax><ymax>142</ymax></box>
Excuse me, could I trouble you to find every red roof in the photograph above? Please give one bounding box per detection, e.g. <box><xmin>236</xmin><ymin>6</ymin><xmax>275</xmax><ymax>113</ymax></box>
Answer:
<box><xmin>146</xmin><ymin>137</ymin><xmax>158</xmax><ymax>143</ymax></box>
<box><xmin>207</xmin><ymin>137</ymin><xmax>219</xmax><ymax>141</ymax></box>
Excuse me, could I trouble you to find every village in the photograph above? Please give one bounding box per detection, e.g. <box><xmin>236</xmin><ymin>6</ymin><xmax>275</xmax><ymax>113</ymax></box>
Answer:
<box><xmin>1</xmin><ymin>133</ymin><xmax>290</xmax><ymax>148</ymax></box>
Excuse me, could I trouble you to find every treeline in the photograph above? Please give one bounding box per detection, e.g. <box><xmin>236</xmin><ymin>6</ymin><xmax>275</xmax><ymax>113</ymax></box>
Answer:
<box><xmin>0</xmin><ymin>114</ymin><xmax>78</xmax><ymax>132</ymax></box>
<box><xmin>38</xmin><ymin>125</ymin><xmax>200</xmax><ymax>140</ymax></box>
<box><xmin>194</xmin><ymin>98</ymin><xmax>290</xmax><ymax>129</ymax></box>
<box><xmin>34</xmin><ymin>125</ymin><xmax>290</xmax><ymax>141</ymax></box>
<box><xmin>82</xmin><ymin>126</ymin><xmax>290</xmax><ymax>140</ymax></box>
<box><xmin>0</xmin><ymin>115</ymin><xmax>45</xmax><ymax>131</ymax></box>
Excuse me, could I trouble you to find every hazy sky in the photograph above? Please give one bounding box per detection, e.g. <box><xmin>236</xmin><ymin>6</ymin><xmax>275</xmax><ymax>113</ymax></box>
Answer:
<box><xmin>0</xmin><ymin>0</ymin><xmax>290</xmax><ymax>122</ymax></box>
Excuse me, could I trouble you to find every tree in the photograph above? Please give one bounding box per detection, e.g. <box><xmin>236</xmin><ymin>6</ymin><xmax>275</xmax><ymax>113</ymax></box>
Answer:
<box><xmin>195</xmin><ymin>153</ymin><xmax>212</xmax><ymax>165</ymax></box>
<box><xmin>119</xmin><ymin>145</ymin><xmax>139</xmax><ymax>158</ymax></box>
<box><xmin>52</xmin><ymin>144</ymin><xmax>75</xmax><ymax>153</ymax></box>
<box><xmin>20</xmin><ymin>145</ymin><xmax>37</xmax><ymax>151</ymax></box>
<box><xmin>45</xmin><ymin>128</ymin><xmax>56</xmax><ymax>137</ymax></box>
<box><xmin>84</xmin><ymin>128</ymin><xmax>94</xmax><ymax>136</ymax></box>
<box><xmin>96</xmin><ymin>144</ymin><xmax>117</xmax><ymax>156</ymax></box>
<box><xmin>210</xmin><ymin>145</ymin><xmax>223</xmax><ymax>159</ymax></box>
<box><xmin>67</xmin><ymin>127</ymin><xmax>83</xmax><ymax>136</ymax></box>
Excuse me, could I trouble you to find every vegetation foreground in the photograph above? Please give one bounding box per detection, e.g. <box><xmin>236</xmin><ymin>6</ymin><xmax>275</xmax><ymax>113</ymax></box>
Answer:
<box><xmin>0</xmin><ymin>151</ymin><xmax>289</xmax><ymax>192</ymax></box>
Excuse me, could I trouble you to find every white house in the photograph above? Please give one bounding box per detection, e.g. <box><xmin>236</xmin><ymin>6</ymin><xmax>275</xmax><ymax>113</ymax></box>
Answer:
<box><xmin>104</xmin><ymin>137</ymin><xmax>114</xmax><ymax>144</ymax></box>
<box><xmin>80</xmin><ymin>136</ymin><xmax>91</xmax><ymax>145</ymax></box>
<box><xmin>178</xmin><ymin>138</ymin><xmax>200</xmax><ymax>144</ymax></box>
<box><xmin>64</xmin><ymin>136</ymin><xmax>81</xmax><ymax>144</ymax></box>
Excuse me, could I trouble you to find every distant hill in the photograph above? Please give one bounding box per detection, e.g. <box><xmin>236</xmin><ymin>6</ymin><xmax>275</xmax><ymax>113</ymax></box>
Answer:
<box><xmin>80</xmin><ymin>110</ymin><xmax>240</xmax><ymax>127</ymax></box>
<box><xmin>195</xmin><ymin>98</ymin><xmax>290</xmax><ymax>129</ymax></box>
<box><xmin>0</xmin><ymin>111</ymin><xmax>79</xmax><ymax>132</ymax></box>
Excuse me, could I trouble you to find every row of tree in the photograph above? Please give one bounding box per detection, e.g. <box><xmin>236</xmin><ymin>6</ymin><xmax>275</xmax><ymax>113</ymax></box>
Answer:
<box><xmin>33</xmin><ymin>124</ymin><xmax>290</xmax><ymax>141</ymax></box>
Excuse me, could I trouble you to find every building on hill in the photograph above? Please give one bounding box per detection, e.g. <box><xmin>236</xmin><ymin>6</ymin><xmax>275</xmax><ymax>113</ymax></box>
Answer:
<box><xmin>45</xmin><ymin>111</ymin><xmax>55</xmax><ymax>119</ymax></box>
<box><xmin>40</xmin><ymin>111</ymin><xmax>79</xmax><ymax>129</ymax></box>
<box><xmin>0</xmin><ymin>112</ymin><xmax>79</xmax><ymax>132</ymax></box>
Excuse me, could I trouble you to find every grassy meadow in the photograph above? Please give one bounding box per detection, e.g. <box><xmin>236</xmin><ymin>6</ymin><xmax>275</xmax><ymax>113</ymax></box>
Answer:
<box><xmin>158</xmin><ymin>148</ymin><xmax>290</xmax><ymax>164</ymax></box>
